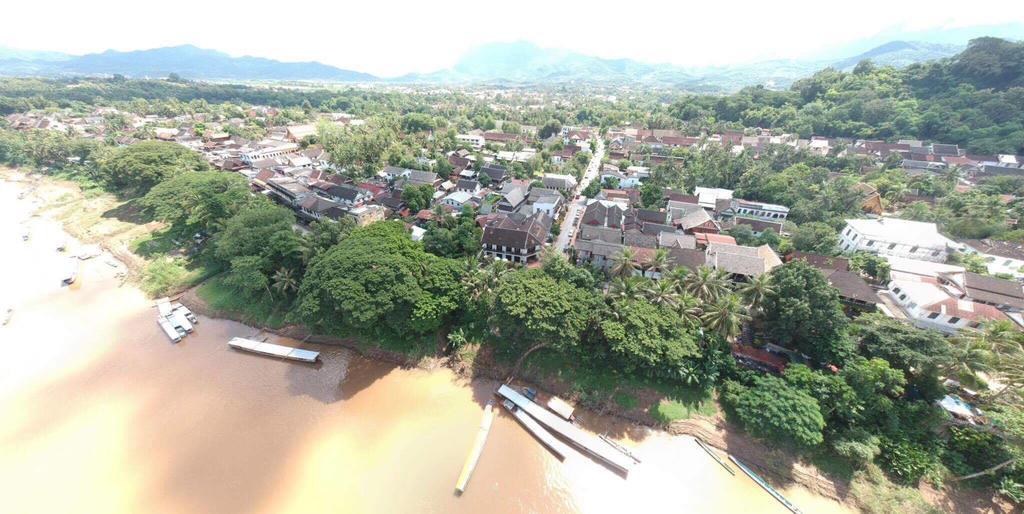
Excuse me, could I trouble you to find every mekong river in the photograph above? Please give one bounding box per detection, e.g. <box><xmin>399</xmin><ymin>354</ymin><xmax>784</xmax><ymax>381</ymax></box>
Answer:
<box><xmin>0</xmin><ymin>177</ymin><xmax>852</xmax><ymax>513</ymax></box>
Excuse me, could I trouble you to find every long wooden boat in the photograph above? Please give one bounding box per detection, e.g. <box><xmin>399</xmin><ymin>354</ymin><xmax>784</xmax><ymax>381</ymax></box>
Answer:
<box><xmin>599</xmin><ymin>434</ymin><xmax>642</xmax><ymax>464</ymax></box>
<box><xmin>454</xmin><ymin>400</ymin><xmax>495</xmax><ymax>495</ymax></box>
<box><xmin>729</xmin><ymin>455</ymin><xmax>803</xmax><ymax>514</ymax></box>
<box><xmin>228</xmin><ymin>337</ymin><xmax>319</xmax><ymax>363</ymax></box>
<box><xmin>497</xmin><ymin>384</ymin><xmax>635</xmax><ymax>474</ymax></box>
<box><xmin>694</xmin><ymin>438</ymin><xmax>734</xmax><ymax>475</ymax></box>
<box><xmin>502</xmin><ymin>399</ymin><xmax>569</xmax><ymax>460</ymax></box>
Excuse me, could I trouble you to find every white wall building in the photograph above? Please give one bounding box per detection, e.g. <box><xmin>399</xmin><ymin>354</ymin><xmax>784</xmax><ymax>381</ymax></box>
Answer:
<box><xmin>960</xmin><ymin>240</ymin><xmax>1024</xmax><ymax>279</ymax></box>
<box><xmin>887</xmin><ymin>280</ymin><xmax>1008</xmax><ymax>334</ymax></box>
<box><xmin>693</xmin><ymin>187</ymin><xmax>733</xmax><ymax>210</ymax></box>
<box><xmin>241</xmin><ymin>140</ymin><xmax>300</xmax><ymax>164</ymax></box>
<box><xmin>441</xmin><ymin>191</ymin><xmax>474</xmax><ymax>210</ymax></box>
<box><xmin>456</xmin><ymin>134</ymin><xmax>484</xmax><ymax>150</ymax></box>
<box><xmin>840</xmin><ymin>218</ymin><xmax>956</xmax><ymax>263</ymax></box>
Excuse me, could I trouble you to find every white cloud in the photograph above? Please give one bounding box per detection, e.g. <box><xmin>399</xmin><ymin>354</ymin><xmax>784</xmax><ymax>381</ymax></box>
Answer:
<box><xmin>1</xmin><ymin>0</ymin><xmax>1022</xmax><ymax>77</ymax></box>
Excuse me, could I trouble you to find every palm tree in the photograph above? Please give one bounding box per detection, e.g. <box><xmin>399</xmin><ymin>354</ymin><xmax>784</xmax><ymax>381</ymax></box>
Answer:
<box><xmin>700</xmin><ymin>294</ymin><xmax>749</xmax><ymax>341</ymax></box>
<box><xmin>666</xmin><ymin>267</ymin><xmax>690</xmax><ymax>293</ymax></box>
<box><xmin>648</xmin><ymin>248</ymin><xmax>670</xmax><ymax>278</ymax></box>
<box><xmin>271</xmin><ymin>267</ymin><xmax>299</xmax><ymax>297</ymax></box>
<box><xmin>948</xmin><ymin>336</ymin><xmax>996</xmax><ymax>389</ymax></box>
<box><xmin>676</xmin><ymin>292</ymin><xmax>703</xmax><ymax>328</ymax></box>
<box><xmin>683</xmin><ymin>266</ymin><xmax>730</xmax><ymax>303</ymax></box>
<box><xmin>738</xmin><ymin>273</ymin><xmax>775</xmax><ymax>314</ymax></box>
<box><xmin>610</xmin><ymin>247</ymin><xmax>637</xmax><ymax>278</ymax></box>
<box><xmin>646</xmin><ymin>279</ymin><xmax>679</xmax><ymax>308</ymax></box>
<box><xmin>608</xmin><ymin>276</ymin><xmax>646</xmax><ymax>301</ymax></box>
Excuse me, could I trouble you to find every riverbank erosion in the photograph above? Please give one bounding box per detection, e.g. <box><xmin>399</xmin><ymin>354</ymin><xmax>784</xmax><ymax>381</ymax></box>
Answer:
<box><xmin>1</xmin><ymin>167</ymin><xmax>998</xmax><ymax>513</ymax></box>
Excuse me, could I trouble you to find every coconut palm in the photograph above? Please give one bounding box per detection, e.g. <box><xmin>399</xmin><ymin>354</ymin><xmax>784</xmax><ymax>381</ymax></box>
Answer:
<box><xmin>948</xmin><ymin>336</ymin><xmax>996</xmax><ymax>389</ymax></box>
<box><xmin>646</xmin><ymin>279</ymin><xmax>679</xmax><ymax>308</ymax></box>
<box><xmin>647</xmin><ymin>248</ymin><xmax>670</xmax><ymax>278</ymax></box>
<box><xmin>700</xmin><ymin>294</ymin><xmax>749</xmax><ymax>341</ymax></box>
<box><xmin>608</xmin><ymin>276</ymin><xmax>646</xmax><ymax>301</ymax></box>
<box><xmin>271</xmin><ymin>267</ymin><xmax>299</xmax><ymax>297</ymax></box>
<box><xmin>610</xmin><ymin>247</ymin><xmax>637</xmax><ymax>278</ymax></box>
<box><xmin>683</xmin><ymin>266</ymin><xmax>731</xmax><ymax>303</ymax></box>
<box><xmin>666</xmin><ymin>266</ymin><xmax>691</xmax><ymax>293</ymax></box>
<box><xmin>676</xmin><ymin>292</ymin><xmax>704</xmax><ymax>328</ymax></box>
<box><xmin>737</xmin><ymin>273</ymin><xmax>776</xmax><ymax>314</ymax></box>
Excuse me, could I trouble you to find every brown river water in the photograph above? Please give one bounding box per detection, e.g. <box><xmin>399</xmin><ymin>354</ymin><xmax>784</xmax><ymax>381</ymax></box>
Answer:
<box><xmin>0</xmin><ymin>176</ymin><xmax>854</xmax><ymax>514</ymax></box>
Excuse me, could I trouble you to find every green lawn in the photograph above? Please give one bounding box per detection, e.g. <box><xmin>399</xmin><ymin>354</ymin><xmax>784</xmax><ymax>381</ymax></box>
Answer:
<box><xmin>649</xmin><ymin>393</ymin><xmax>717</xmax><ymax>425</ymax></box>
<box><xmin>140</xmin><ymin>257</ymin><xmax>214</xmax><ymax>297</ymax></box>
<box><xmin>196</xmin><ymin>275</ymin><xmax>288</xmax><ymax>328</ymax></box>
<box><xmin>522</xmin><ymin>348</ymin><xmax>717</xmax><ymax>421</ymax></box>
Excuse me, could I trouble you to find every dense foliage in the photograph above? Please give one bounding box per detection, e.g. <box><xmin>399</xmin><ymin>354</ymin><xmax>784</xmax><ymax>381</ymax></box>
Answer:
<box><xmin>98</xmin><ymin>140</ymin><xmax>209</xmax><ymax>193</ymax></box>
<box><xmin>294</xmin><ymin>222</ymin><xmax>465</xmax><ymax>337</ymax></box>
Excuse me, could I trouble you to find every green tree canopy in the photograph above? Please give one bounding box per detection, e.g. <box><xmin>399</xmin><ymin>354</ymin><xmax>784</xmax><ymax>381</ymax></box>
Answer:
<box><xmin>294</xmin><ymin>221</ymin><xmax>464</xmax><ymax>337</ymax></box>
<box><xmin>141</xmin><ymin>171</ymin><xmax>254</xmax><ymax>237</ymax></box>
<box><xmin>723</xmin><ymin>375</ymin><xmax>826</xmax><ymax>448</ymax></box>
<box><xmin>98</xmin><ymin>140</ymin><xmax>209</xmax><ymax>194</ymax></box>
<box><xmin>402</xmin><ymin>184</ymin><xmax>435</xmax><ymax>213</ymax></box>
<box><xmin>597</xmin><ymin>298</ymin><xmax>701</xmax><ymax>378</ymax></box>
<box><xmin>762</xmin><ymin>261</ymin><xmax>852</xmax><ymax>364</ymax></box>
<box><xmin>490</xmin><ymin>268</ymin><xmax>598</xmax><ymax>352</ymax></box>
<box><xmin>791</xmin><ymin>221</ymin><xmax>839</xmax><ymax>254</ymax></box>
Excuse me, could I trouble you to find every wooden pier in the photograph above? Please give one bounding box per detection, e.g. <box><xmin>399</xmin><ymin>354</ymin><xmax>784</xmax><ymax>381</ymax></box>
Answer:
<box><xmin>228</xmin><ymin>337</ymin><xmax>319</xmax><ymax>363</ymax></box>
<box><xmin>502</xmin><ymin>400</ymin><xmax>570</xmax><ymax>461</ymax></box>
<box><xmin>455</xmin><ymin>401</ymin><xmax>495</xmax><ymax>495</ymax></box>
<box><xmin>497</xmin><ymin>385</ymin><xmax>635</xmax><ymax>475</ymax></box>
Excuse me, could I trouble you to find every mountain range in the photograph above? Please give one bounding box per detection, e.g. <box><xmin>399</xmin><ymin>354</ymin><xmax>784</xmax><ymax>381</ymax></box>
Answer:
<box><xmin>0</xmin><ymin>39</ymin><xmax>981</xmax><ymax>90</ymax></box>
<box><xmin>398</xmin><ymin>40</ymin><xmax>968</xmax><ymax>89</ymax></box>
<box><xmin>0</xmin><ymin>45</ymin><xmax>375</xmax><ymax>82</ymax></box>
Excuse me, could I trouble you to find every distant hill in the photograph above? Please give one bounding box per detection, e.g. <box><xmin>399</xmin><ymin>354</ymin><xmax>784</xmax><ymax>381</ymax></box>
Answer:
<box><xmin>399</xmin><ymin>41</ymin><xmax>694</xmax><ymax>85</ymax></box>
<box><xmin>832</xmin><ymin>41</ymin><xmax>963</xmax><ymax>70</ymax></box>
<box><xmin>395</xmin><ymin>40</ymin><xmax>966</xmax><ymax>90</ymax></box>
<box><xmin>0</xmin><ymin>45</ymin><xmax>377</xmax><ymax>82</ymax></box>
<box><xmin>0</xmin><ymin>47</ymin><xmax>70</xmax><ymax>61</ymax></box>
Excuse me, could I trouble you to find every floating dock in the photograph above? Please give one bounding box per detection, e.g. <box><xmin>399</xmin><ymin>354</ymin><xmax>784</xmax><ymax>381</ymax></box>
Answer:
<box><xmin>454</xmin><ymin>401</ymin><xmax>495</xmax><ymax>495</ymax></box>
<box><xmin>228</xmin><ymin>337</ymin><xmax>319</xmax><ymax>363</ymax></box>
<box><xmin>497</xmin><ymin>384</ymin><xmax>635</xmax><ymax>474</ymax></box>
<box><xmin>694</xmin><ymin>438</ymin><xmax>734</xmax><ymax>475</ymax></box>
<box><xmin>157</xmin><ymin>317</ymin><xmax>182</xmax><ymax>343</ymax></box>
<box><xmin>730</xmin><ymin>455</ymin><xmax>803</xmax><ymax>514</ymax></box>
<box><xmin>502</xmin><ymin>399</ymin><xmax>570</xmax><ymax>461</ymax></box>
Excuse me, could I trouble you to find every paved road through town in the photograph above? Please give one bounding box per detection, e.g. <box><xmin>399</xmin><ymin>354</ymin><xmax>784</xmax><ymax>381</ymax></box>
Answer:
<box><xmin>554</xmin><ymin>137</ymin><xmax>604</xmax><ymax>252</ymax></box>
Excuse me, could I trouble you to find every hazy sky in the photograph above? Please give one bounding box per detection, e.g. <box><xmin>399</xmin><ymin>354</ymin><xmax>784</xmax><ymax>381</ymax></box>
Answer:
<box><xmin>3</xmin><ymin>0</ymin><xmax>1023</xmax><ymax>77</ymax></box>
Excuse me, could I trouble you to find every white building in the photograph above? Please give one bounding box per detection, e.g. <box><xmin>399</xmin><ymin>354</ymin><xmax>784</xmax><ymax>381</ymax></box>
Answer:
<box><xmin>840</xmin><ymin>218</ymin><xmax>956</xmax><ymax>262</ymax></box>
<box><xmin>456</xmin><ymin>134</ymin><xmax>484</xmax><ymax>150</ymax></box>
<box><xmin>241</xmin><ymin>140</ymin><xmax>300</xmax><ymax>164</ymax></box>
<box><xmin>731</xmin><ymin>200</ymin><xmax>789</xmax><ymax>221</ymax></box>
<box><xmin>693</xmin><ymin>187</ymin><xmax>733</xmax><ymax>210</ymax></box>
<box><xmin>887</xmin><ymin>280</ymin><xmax>1008</xmax><ymax>334</ymax></box>
<box><xmin>960</xmin><ymin>239</ymin><xmax>1024</xmax><ymax>279</ymax></box>
<box><xmin>441</xmin><ymin>191</ymin><xmax>474</xmax><ymax>210</ymax></box>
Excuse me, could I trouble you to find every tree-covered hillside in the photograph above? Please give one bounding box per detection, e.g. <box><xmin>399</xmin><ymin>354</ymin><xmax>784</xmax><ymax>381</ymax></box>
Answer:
<box><xmin>670</xmin><ymin>37</ymin><xmax>1024</xmax><ymax>154</ymax></box>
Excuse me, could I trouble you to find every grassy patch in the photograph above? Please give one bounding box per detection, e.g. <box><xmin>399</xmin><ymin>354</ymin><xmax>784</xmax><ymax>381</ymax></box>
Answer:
<box><xmin>850</xmin><ymin>465</ymin><xmax>942</xmax><ymax>514</ymax></box>
<box><xmin>196</xmin><ymin>275</ymin><xmax>288</xmax><ymax>329</ymax></box>
<box><xmin>141</xmin><ymin>257</ymin><xmax>213</xmax><ymax>297</ymax></box>
<box><xmin>614</xmin><ymin>391</ymin><xmax>638</xmax><ymax>410</ymax></box>
<box><xmin>131</xmin><ymin>230</ymin><xmax>183</xmax><ymax>258</ymax></box>
<box><xmin>648</xmin><ymin>388</ymin><xmax>717</xmax><ymax>425</ymax></box>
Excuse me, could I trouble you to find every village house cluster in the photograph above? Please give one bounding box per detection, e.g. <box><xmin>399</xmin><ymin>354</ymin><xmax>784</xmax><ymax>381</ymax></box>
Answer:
<box><xmin>8</xmin><ymin>106</ymin><xmax>1024</xmax><ymax>366</ymax></box>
